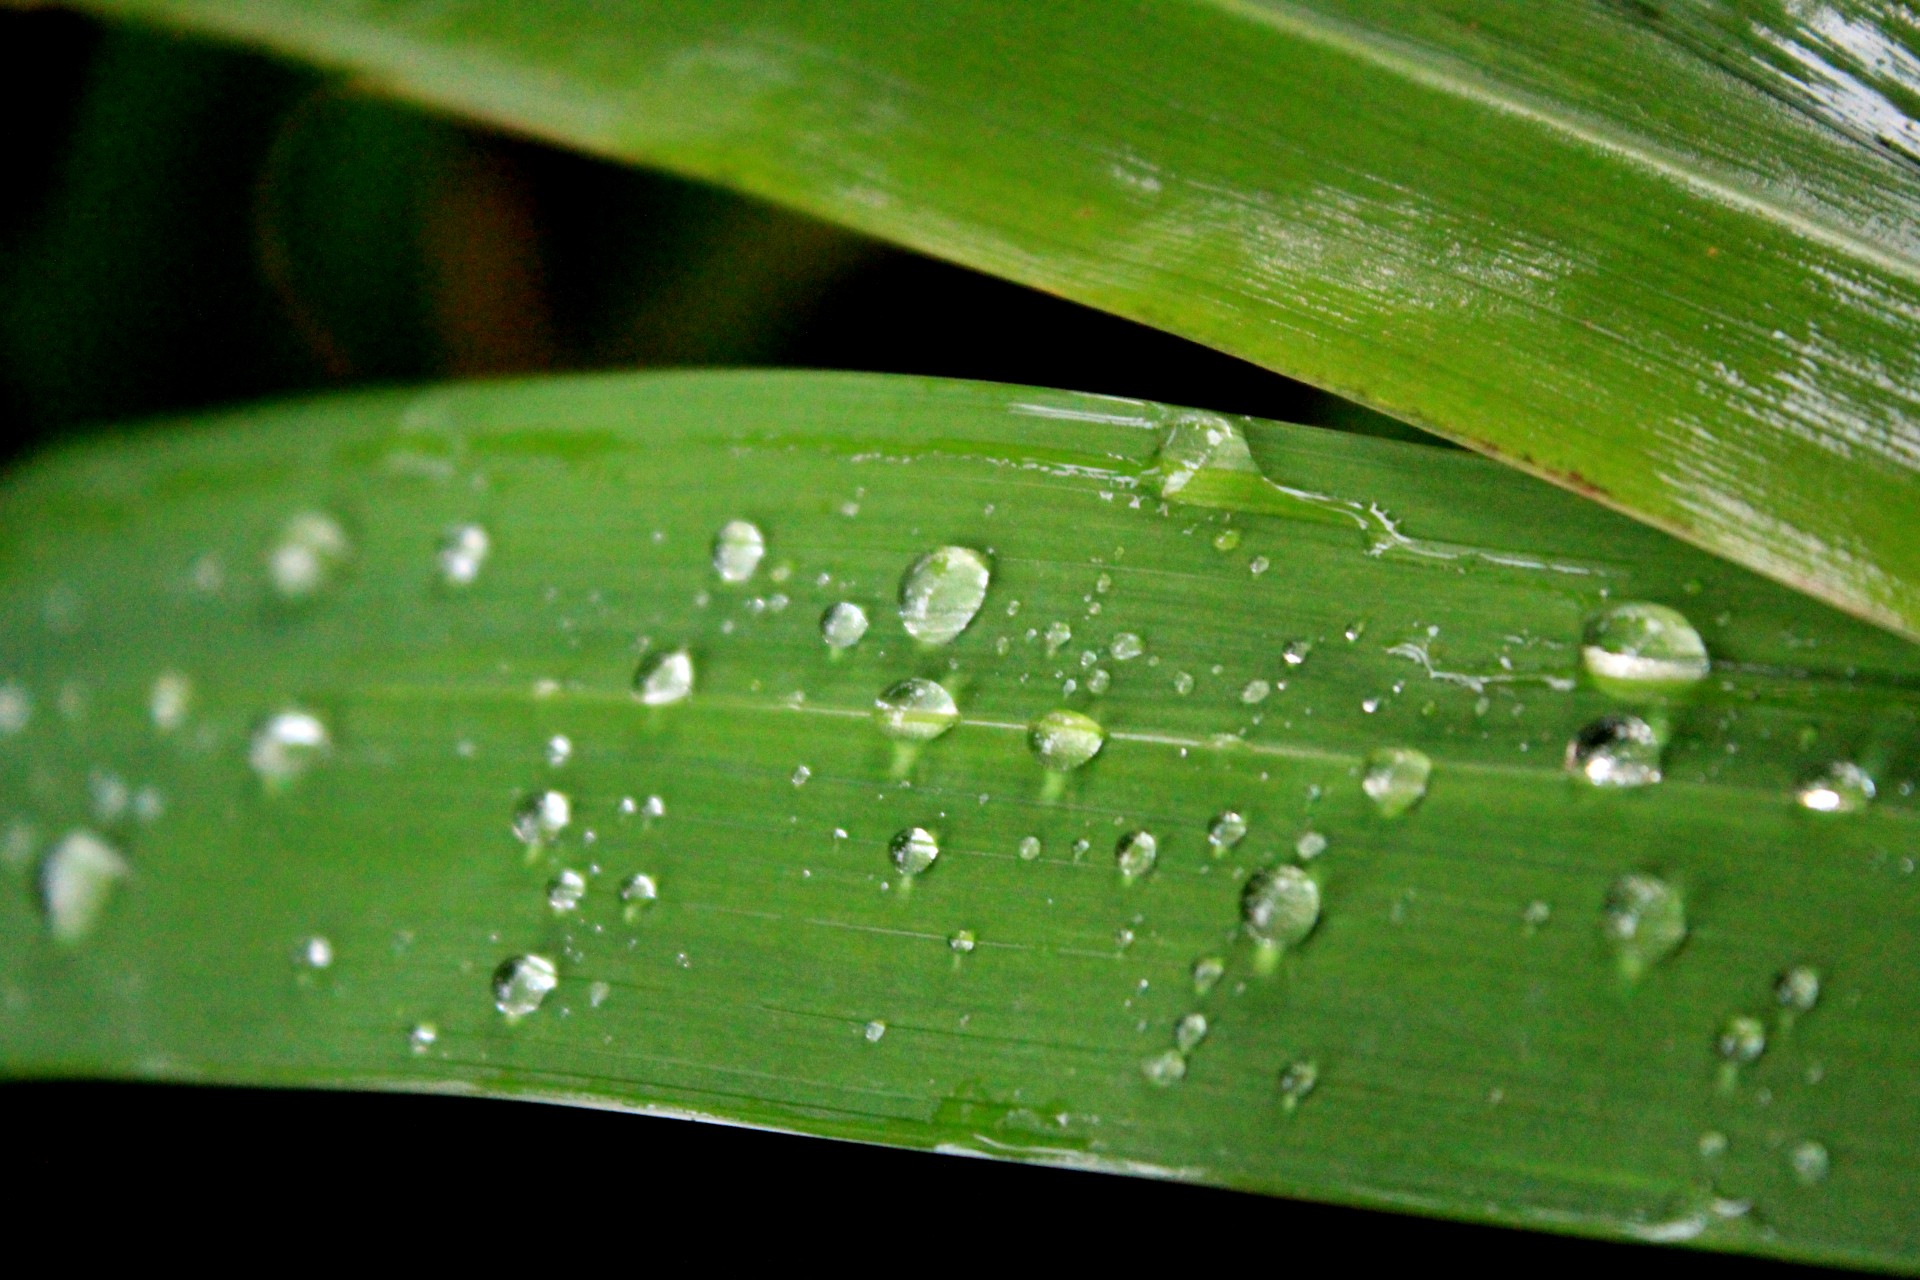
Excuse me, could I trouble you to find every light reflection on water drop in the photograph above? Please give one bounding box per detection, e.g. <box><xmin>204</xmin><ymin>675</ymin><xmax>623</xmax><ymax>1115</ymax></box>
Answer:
<box><xmin>1362</xmin><ymin>747</ymin><xmax>1430</xmax><ymax>817</ymax></box>
<box><xmin>1797</xmin><ymin>761</ymin><xmax>1874</xmax><ymax>813</ymax></box>
<box><xmin>713</xmin><ymin>520</ymin><xmax>766</xmax><ymax>584</ymax></box>
<box><xmin>39</xmin><ymin>829</ymin><xmax>128</xmax><ymax>944</ymax></box>
<box><xmin>1581</xmin><ymin>602</ymin><xmax>1708</xmax><ymax>702</ymax></box>
<box><xmin>874</xmin><ymin>678</ymin><xmax>959</xmax><ymax>742</ymax></box>
<box><xmin>249</xmin><ymin>710</ymin><xmax>331</xmax><ymax>789</ymax></box>
<box><xmin>269</xmin><ymin>511</ymin><xmax>351</xmax><ymax>601</ymax></box>
<box><xmin>1028</xmin><ymin>709</ymin><xmax>1105</xmax><ymax>772</ymax></box>
<box><xmin>634</xmin><ymin>649</ymin><xmax>694</xmax><ymax>706</ymax></box>
<box><xmin>1565</xmin><ymin>714</ymin><xmax>1663</xmax><ymax>787</ymax></box>
<box><xmin>493</xmin><ymin>953</ymin><xmax>559</xmax><ymax>1017</ymax></box>
<box><xmin>899</xmin><ymin>546</ymin><xmax>991</xmax><ymax>645</ymax></box>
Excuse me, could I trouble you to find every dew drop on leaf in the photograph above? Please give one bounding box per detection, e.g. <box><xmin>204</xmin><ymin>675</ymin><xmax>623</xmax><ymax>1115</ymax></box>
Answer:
<box><xmin>1141</xmin><ymin>1049</ymin><xmax>1187</xmax><ymax>1086</ymax></box>
<box><xmin>512</xmin><ymin>789</ymin><xmax>571</xmax><ymax>846</ymax></box>
<box><xmin>1116</xmin><ymin>830</ymin><xmax>1158</xmax><ymax>881</ymax></box>
<box><xmin>874</xmin><ymin>678</ymin><xmax>959</xmax><ymax>742</ymax></box>
<box><xmin>712</xmin><ymin>519</ymin><xmax>766</xmax><ymax>584</ymax></box>
<box><xmin>39</xmin><ymin>829</ymin><xmax>127</xmax><ymax>945</ymax></box>
<box><xmin>1603</xmin><ymin>872</ymin><xmax>1687</xmax><ymax>980</ymax></box>
<box><xmin>1776</xmin><ymin>965</ymin><xmax>1821</xmax><ymax>1012</ymax></box>
<box><xmin>1581</xmin><ymin>602</ymin><xmax>1709</xmax><ymax>701</ymax></box>
<box><xmin>1207</xmin><ymin>810</ymin><xmax>1248</xmax><ymax>855</ymax></box>
<box><xmin>1790</xmin><ymin>1140</ymin><xmax>1831</xmax><ymax>1186</ymax></box>
<box><xmin>821</xmin><ymin>601</ymin><xmax>870</xmax><ymax>649</ymax></box>
<box><xmin>269</xmin><ymin>511</ymin><xmax>351</xmax><ymax>601</ymax></box>
<box><xmin>1110</xmin><ymin>631</ymin><xmax>1145</xmax><ymax>661</ymax></box>
<box><xmin>1717</xmin><ymin>1014</ymin><xmax>1766</xmax><ymax>1063</ymax></box>
<box><xmin>1028</xmin><ymin>709</ymin><xmax>1105</xmax><ymax>771</ymax></box>
<box><xmin>1362</xmin><ymin>746</ymin><xmax>1431</xmax><ymax>817</ymax></box>
<box><xmin>634</xmin><ymin>649</ymin><xmax>694</xmax><ymax>706</ymax></box>
<box><xmin>1192</xmin><ymin>956</ymin><xmax>1225</xmax><ymax>995</ymax></box>
<box><xmin>492</xmin><ymin>953</ymin><xmax>559</xmax><ymax>1018</ymax></box>
<box><xmin>1175</xmin><ymin>1013</ymin><xmax>1209</xmax><ymax>1053</ymax></box>
<box><xmin>149</xmin><ymin>672</ymin><xmax>191</xmax><ymax>733</ymax></box>
<box><xmin>1565</xmin><ymin>714</ymin><xmax>1664</xmax><ymax>787</ymax></box>
<box><xmin>899</xmin><ymin>546</ymin><xmax>990</xmax><ymax>645</ymax></box>
<box><xmin>547</xmin><ymin>868</ymin><xmax>587</xmax><ymax>913</ymax></box>
<box><xmin>1242</xmin><ymin>865</ymin><xmax>1320</xmax><ymax>948</ymax></box>
<box><xmin>890</xmin><ymin>826</ymin><xmax>940</xmax><ymax>876</ymax></box>
<box><xmin>1797</xmin><ymin>761</ymin><xmax>1874</xmax><ymax>813</ymax></box>
<box><xmin>249</xmin><ymin>710</ymin><xmax>330</xmax><ymax>789</ymax></box>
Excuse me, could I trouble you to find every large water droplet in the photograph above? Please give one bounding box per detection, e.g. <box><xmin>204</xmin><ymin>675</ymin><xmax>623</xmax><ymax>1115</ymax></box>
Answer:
<box><xmin>1028</xmin><ymin>709</ymin><xmax>1105</xmax><ymax>771</ymax></box>
<box><xmin>1796</xmin><ymin>761</ymin><xmax>1874</xmax><ymax>813</ymax></box>
<box><xmin>1776</xmin><ymin>965</ymin><xmax>1821</xmax><ymax>1012</ymax></box>
<box><xmin>713</xmin><ymin>520</ymin><xmax>766</xmax><ymax>584</ymax></box>
<box><xmin>1018</xmin><ymin>835</ymin><xmax>1042</xmax><ymax>861</ymax></box>
<box><xmin>890</xmin><ymin>826</ymin><xmax>939</xmax><ymax>876</ymax></box>
<box><xmin>634</xmin><ymin>649</ymin><xmax>694</xmax><ymax>706</ymax></box>
<box><xmin>39</xmin><ymin>829</ymin><xmax>128</xmax><ymax>944</ymax></box>
<box><xmin>1242</xmin><ymin>865</ymin><xmax>1320</xmax><ymax>948</ymax></box>
<box><xmin>547</xmin><ymin>868</ymin><xmax>587</xmax><ymax>913</ymax></box>
<box><xmin>269</xmin><ymin>511</ymin><xmax>351</xmax><ymax>601</ymax></box>
<box><xmin>1141</xmin><ymin>1049</ymin><xmax>1188</xmax><ymax>1086</ymax></box>
<box><xmin>1565</xmin><ymin>714</ymin><xmax>1663</xmax><ymax>787</ymax></box>
<box><xmin>1362</xmin><ymin>747</ymin><xmax>1431</xmax><ymax>817</ymax></box>
<box><xmin>1717</xmin><ymin>1014</ymin><xmax>1766</xmax><ymax>1063</ymax></box>
<box><xmin>1581</xmin><ymin>603</ymin><xmax>1709</xmax><ymax>702</ymax></box>
<box><xmin>512</xmin><ymin>789</ymin><xmax>571</xmax><ymax>846</ymax></box>
<box><xmin>874</xmin><ymin>678</ymin><xmax>959</xmax><ymax>742</ymax></box>
<box><xmin>1116</xmin><ymin>830</ymin><xmax>1158</xmax><ymax>881</ymax></box>
<box><xmin>821</xmin><ymin>601</ymin><xmax>870</xmax><ymax>649</ymax></box>
<box><xmin>1207</xmin><ymin>810</ymin><xmax>1248</xmax><ymax>855</ymax></box>
<box><xmin>899</xmin><ymin>546</ymin><xmax>991</xmax><ymax>645</ymax></box>
<box><xmin>1603</xmin><ymin>873</ymin><xmax>1687</xmax><ymax>979</ymax></box>
<box><xmin>1110</xmin><ymin>632</ymin><xmax>1145</xmax><ymax>661</ymax></box>
<box><xmin>864</xmin><ymin>1019</ymin><xmax>888</xmax><ymax>1043</ymax></box>
<box><xmin>249</xmin><ymin>710</ymin><xmax>331</xmax><ymax>789</ymax></box>
<box><xmin>438</xmin><ymin>523</ymin><xmax>490</xmax><ymax>587</ymax></box>
<box><xmin>1174</xmin><ymin>1013</ymin><xmax>1209</xmax><ymax>1053</ymax></box>
<box><xmin>493</xmin><ymin>953</ymin><xmax>559</xmax><ymax>1017</ymax></box>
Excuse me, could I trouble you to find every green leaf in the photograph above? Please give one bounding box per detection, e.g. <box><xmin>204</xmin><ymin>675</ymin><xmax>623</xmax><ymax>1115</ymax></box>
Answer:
<box><xmin>3</xmin><ymin>370</ymin><xmax>1917</xmax><ymax>1267</ymax></box>
<box><xmin>67</xmin><ymin>0</ymin><xmax>1920</xmax><ymax>642</ymax></box>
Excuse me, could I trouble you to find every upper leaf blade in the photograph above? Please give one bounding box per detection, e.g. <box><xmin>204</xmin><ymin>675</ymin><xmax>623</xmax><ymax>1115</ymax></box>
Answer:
<box><xmin>72</xmin><ymin>0</ymin><xmax>1920</xmax><ymax>641</ymax></box>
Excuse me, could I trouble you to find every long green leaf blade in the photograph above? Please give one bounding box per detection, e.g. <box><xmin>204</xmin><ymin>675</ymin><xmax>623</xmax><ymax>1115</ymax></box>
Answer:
<box><xmin>3</xmin><ymin>371</ymin><xmax>1916</xmax><ymax>1266</ymax></box>
<box><xmin>68</xmin><ymin>0</ymin><xmax>1920</xmax><ymax>641</ymax></box>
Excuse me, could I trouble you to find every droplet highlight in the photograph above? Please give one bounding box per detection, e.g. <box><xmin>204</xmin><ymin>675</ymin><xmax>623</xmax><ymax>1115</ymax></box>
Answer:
<box><xmin>1565</xmin><ymin>714</ymin><xmax>1663</xmax><ymax>787</ymax></box>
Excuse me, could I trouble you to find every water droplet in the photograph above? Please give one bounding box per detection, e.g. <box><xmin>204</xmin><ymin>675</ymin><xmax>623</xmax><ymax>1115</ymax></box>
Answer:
<box><xmin>1796</xmin><ymin>761</ymin><xmax>1874</xmax><ymax>813</ymax></box>
<box><xmin>88</xmin><ymin>769</ymin><xmax>128</xmax><ymax>822</ymax></box>
<box><xmin>713</xmin><ymin>520</ymin><xmax>766</xmax><ymax>584</ymax></box>
<box><xmin>546</xmin><ymin>734</ymin><xmax>573</xmax><ymax>767</ymax></box>
<box><xmin>39</xmin><ymin>830</ymin><xmax>127</xmax><ymax>944</ymax></box>
<box><xmin>1717</xmin><ymin>1014</ymin><xmax>1766</xmax><ymax>1063</ymax></box>
<box><xmin>1141</xmin><ymin>1049</ymin><xmax>1188</xmax><ymax>1086</ymax></box>
<box><xmin>149</xmin><ymin>672</ymin><xmax>191</xmax><ymax>733</ymax></box>
<box><xmin>1522</xmin><ymin>899</ymin><xmax>1552</xmax><ymax>930</ymax></box>
<box><xmin>1116</xmin><ymin>830</ymin><xmax>1158</xmax><ymax>881</ymax></box>
<box><xmin>492</xmin><ymin>953</ymin><xmax>559</xmax><ymax>1017</ymax></box>
<box><xmin>790</xmin><ymin>765</ymin><xmax>812</xmax><ymax>787</ymax></box>
<box><xmin>547</xmin><ymin>868</ymin><xmax>587</xmax><ymax>913</ymax></box>
<box><xmin>1172</xmin><ymin>671</ymin><xmax>1194</xmax><ymax>695</ymax></box>
<box><xmin>890</xmin><ymin>826</ymin><xmax>939</xmax><ymax>876</ymax></box>
<box><xmin>1248</xmin><ymin>555</ymin><xmax>1270</xmax><ymax>576</ymax></box>
<box><xmin>1565</xmin><ymin>714</ymin><xmax>1663</xmax><ymax>787</ymax></box>
<box><xmin>1193</xmin><ymin>956</ymin><xmax>1225</xmax><ymax>995</ymax></box>
<box><xmin>249</xmin><ymin>710</ymin><xmax>331</xmax><ymax>789</ymax></box>
<box><xmin>1242</xmin><ymin>866</ymin><xmax>1320</xmax><ymax>948</ymax></box>
<box><xmin>0</xmin><ymin>681</ymin><xmax>29</xmax><ymax>735</ymax></box>
<box><xmin>1110</xmin><ymin>632</ymin><xmax>1145</xmax><ymax>661</ymax></box>
<box><xmin>620</xmin><ymin>872</ymin><xmax>659</xmax><ymax>914</ymax></box>
<box><xmin>1212</xmin><ymin>529</ymin><xmax>1242</xmax><ymax>552</ymax></box>
<box><xmin>1085</xmin><ymin>668</ymin><xmax>1112</xmax><ymax>694</ymax></box>
<box><xmin>409</xmin><ymin>1022</ymin><xmax>438</xmax><ymax>1053</ymax></box>
<box><xmin>1043</xmin><ymin>620</ymin><xmax>1073</xmax><ymax>654</ymax></box>
<box><xmin>899</xmin><ymin>546</ymin><xmax>990</xmax><ymax>645</ymax></box>
<box><xmin>512</xmin><ymin>790</ymin><xmax>571</xmax><ymax>846</ymax></box>
<box><xmin>1295</xmin><ymin>830</ymin><xmax>1328</xmax><ymax>860</ymax></box>
<box><xmin>438</xmin><ymin>523</ymin><xmax>490</xmax><ymax>586</ymax></box>
<box><xmin>299</xmin><ymin>935</ymin><xmax>334</xmax><ymax>969</ymax></box>
<box><xmin>1789</xmin><ymin>1140</ymin><xmax>1830</xmax><ymax>1185</ymax></box>
<box><xmin>269</xmin><ymin>511</ymin><xmax>351</xmax><ymax>601</ymax></box>
<box><xmin>1362</xmin><ymin>747</ymin><xmax>1431</xmax><ymax>817</ymax></box>
<box><xmin>633</xmin><ymin>649</ymin><xmax>694</xmax><ymax>706</ymax></box>
<box><xmin>1278</xmin><ymin>1060</ymin><xmax>1319</xmax><ymax>1111</ymax></box>
<box><xmin>1282</xmin><ymin>640</ymin><xmax>1311</xmax><ymax>667</ymax></box>
<box><xmin>589</xmin><ymin>980</ymin><xmax>612</xmax><ymax>1008</ymax></box>
<box><xmin>643</xmin><ymin>795</ymin><xmax>665</xmax><ymax>818</ymax></box>
<box><xmin>864</xmin><ymin>1019</ymin><xmax>888</xmax><ymax>1043</ymax></box>
<box><xmin>1603</xmin><ymin>873</ymin><xmax>1687</xmax><ymax>979</ymax></box>
<box><xmin>1028</xmin><ymin>709</ymin><xmax>1105</xmax><ymax>771</ymax></box>
<box><xmin>1018</xmin><ymin>835</ymin><xmax>1042</xmax><ymax>861</ymax></box>
<box><xmin>1698</xmin><ymin>1131</ymin><xmax>1728</xmax><ymax>1158</ymax></box>
<box><xmin>1241</xmin><ymin>679</ymin><xmax>1272</xmax><ymax>705</ymax></box>
<box><xmin>1174</xmin><ymin>1013</ymin><xmax>1209</xmax><ymax>1053</ymax></box>
<box><xmin>1207</xmin><ymin>811</ymin><xmax>1248</xmax><ymax>855</ymax></box>
<box><xmin>821</xmin><ymin>601</ymin><xmax>870</xmax><ymax>649</ymax></box>
<box><xmin>1776</xmin><ymin>965</ymin><xmax>1821</xmax><ymax>1012</ymax></box>
<box><xmin>1581</xmin><ymin>603</ymin><xmax>1709</xmax><ymax>701</ymax></box>
<box><xmin>949</xmin><ymin>929</ymin><xmax>976</xmax><ymax>953</ymax></box>
<box><xmin>874</xmin><ymin>678</ymin><xmax>960</xmax><ymax>742</ymax></box>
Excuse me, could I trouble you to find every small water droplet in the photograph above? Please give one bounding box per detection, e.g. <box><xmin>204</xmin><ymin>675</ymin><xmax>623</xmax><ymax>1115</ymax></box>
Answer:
<box><xmin>1698</xmin><ymin>1130</ymin><xmax>1728</xmax><ymax>1158</ymax></box>
<box><xmin>1344</xmin><ymin>621</ymin><xmax>1366</xmax><ymax>643</ymax></box>
<box><xmin>438</xmin><ymin>522</ymin><xmax>490</xmax><ymax>586</ymax></box>
<box><xmin>512</xmin><ymin>790</ymin><xmax>571</xmax><ymax>846</ymax></box>
<box><xmin>1207</xmin><ymin>811</ymin><xmax>1248</xmax><ymax>855</ymax></box>
<box><xmin>39</xmin><ymin>830</ymin><xmax>127</xmax><ymax>944</ymax></box>
<box><xmin>1110</xmin><ymin>632</ymin><xmax>1145</xmax><ymax>661</ymax></box>
<box><xmin>269</xmin><ymin>511</ymin><xmax>351</xmax><ymax>601</ymax></box>
<box><xmin>547</xmin><ymin>868</ymin><xmax>587</xmax><ymax>913</ymax></box>
<box><xmin>1789</xmin><ymin>1140</ymin><xmax>1830</xmax><ymax>1185</ymax></box>
<box><xmin>791</xmin><ymin>765</ymin><xmax>812</xmax><ymax>787</ymax></box>
<box><xmin>821</xmin><ymin>601</ymin><xmax>870</xmax><ymax>649</ymax></box>
<box><xmin>890</xmin><ymin>826</ymin><xmax>939</xmax><ymax>876</ymax></box>
<box><xmin>149</xmin><ymin>672</ymin><xmax>191</xmax><ymax>733</ymax></box>
<box><xmin>1193</xmin><ymin>956</ymin><xmax>1225</xmax><ymax>995</ymax></box>
<box><xmin>1796</xmin><ymin>761</ymin><xmax>1874</xmax><ymax>813</ymax></box>
<box><xmin>1581</xmin><ymin>602</ymin><xmax>1709</xmax><ymax>701</ymax></box>
<box><xmin>1522</xmin><ymin>899</ymin><xmax>1552</xmax><ymax>930</ymax></box>
<box><xmin>899</xmin><ymin>546</ymin><xmax>991</xmax><ymax>645</ymax></box>
<box><xmin>1043</xmin><ymin>620</ymin><xmax>1073</xmax><ymax>655</ymax></box>
<box><xmin>546</xmin><ymin>734</ymin><xmax>573</xmax><ymax>767</ymax></box>
<box><xmin>249</xmin><ymin>710</ymin><xmax>331</xmax><ymax>789</ymax></box>
<box><xmin>88</xmin><ymin>769</ymin><xmax>128</xmax><ymax>823</ymax></box>
<box><xmin>1248</xmin><ymin>555</ymin><xmax>1270</xmax><ymax>576</ymax></box>
<box><xmin>1172</xmin><ymin>671</ymin><xmax>1194</xmax><ymax>695</ymax></box>
<box><xmin>1282</xmin><ymin>640</ymin><xmax>1311</xmax><ymax>667</ymax></box>
<box><xmin>1717</xmin><ymin>1014</ymin><xmax>1766</xmax><ymax>1063</ymax></box>
<box><xmin>298</xmin><ymin>935</ymin><xmax>334</xmax><ymax>969</ymax></box>
<box><xmin>409</xmin><ymin>1022</ymin><xmax>438</xmax><ymax>1053</ymax></box>
<box><xmin>1018</xmin><ymin>835</ymin><xmax>1042</xmax><ymax>861</ymax></box>
<box><xmin>1028</xmin><ymin>709</ymin><xmax>1105</xmax><ymax>771</ymax></box>
<box><xmin>1278</xmin><ymin>1060</ymin><xmax>1319</xmax><ymax>1111</ymax></box>
<box><xmin>1242</xmin><ymin>866</ymin><xmax>1320</xmax><ymax>948</ymax></box>
<box><xmin>1212</xmin><ymin>529</ymin><xmax>1242</xmax><ymax>552</ymax></box>
<box><xmin>1174</xmin><ymin>1013</ymin><xmax>1209</xmax><ymax>1053</ymax></box>
<box><xmin>874</xmin><ymin>677</ymin><xmax>959</xmax><ymax>741</ymax></box>
<box><xmin>949</xmin><ymin>929</ymin><xmax>976</xmax><ymax>953</ymax></box>
<box><xmin>633</xmin><ymin>649</ymin><xmax>694</xmax><ymax>706</ymax></box>
<box><xmin>620</xmin><ymin>872</ymin><xmax>659</xmax><ymax>913</ymax></box>
<box><xmin>1086</xmin><ymin>668</ymin><xmax>1112</xmax><ymax>694</ymax></box>
<box><xmin>1776</xmin><ymin>965</ymin><xmax>1821</xmax><ymax>1012</ymax></box>
<box><xmin>864</xmin><ymin>1019</ymin><xmax>888</xmax><ymax>1043</ymax></box>
<box><xmin>1362</xmin><ymin>747</ymin><xmax>1431</xmax><ymax>817</ymax></box>
<box><xmin>1141</xmin><ymin>1049</ymin><xmax>1188</xmax><ymax>1086</ymax></box>
<box><xmin>492</xmin><ymin>953</ymin><xmax>559</xmax><ymax>1017</ymax></box>
<box><xmin>1604</xmin><ymin>873</ymin><xmax>1687</xmax><ymax>980</ymax></box>
<box><xmin>1566</xmin><ymin>714</ymin><xmax>1663</xmax><ymax>787</ymax></box>
<box><xmin>1116</xmin><ymin>830</ymin><xmax>1158</xmax><ymax>881</ymax></box>
<box><xmin>1241</xmin><ymin>679</ymin><xmax>1272</xmax><ymax>705</ymax></box>
<box><xmin>713</xmin><ymin>520</ymin><xmax>766</xmax><ymax>584</ymax></box>
<box><xmin>0</xmin><ymin>681</ymin><xmax>30</xmax><ymax>735</ymax></box>
<box><xmin>1295</xmin><ymin>830</ymin><xmax>1328</xmax><ymax>860</ymax></box>
<box><xmin>589</xmin><ymin>980</ymin><xmax>611</xmax><ymax>1008</ymax></box>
